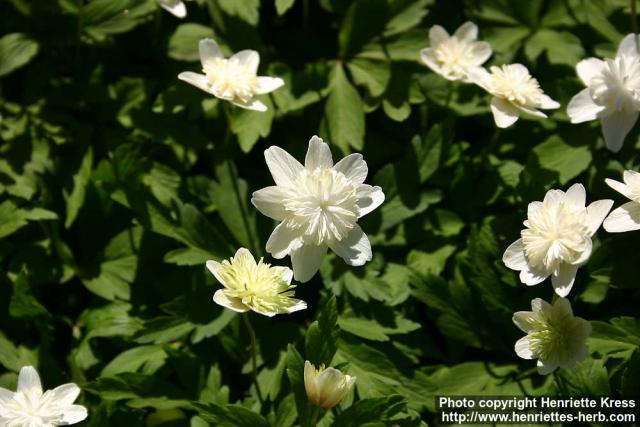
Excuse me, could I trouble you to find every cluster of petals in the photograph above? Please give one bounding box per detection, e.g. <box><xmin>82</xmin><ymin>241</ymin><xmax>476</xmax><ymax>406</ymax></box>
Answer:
<box><xmin>567</xmin><ymin>34</ymin><xmax>640</xmax><ymax>152</ymax></box>
<box><xmin>603</xmin><ymin>169</ymin><xmax>640</xmax><ymax>232</ymax></box>
<box><xmin>513</xmin><ymin>298</ymin><xmax>591</xmax><ymax>375</ymax></box>
<box><xmin>304</xmin><ymin>360</ymin><xmax>356</xmax><ymax>409</ymax></box>
<box><xmin>179</xmin><ymin>38</ymin><xmax>284</xmax><ymax>111</ymax></box>
<box><xmin>207</xmin><ymin>247</ymin><xmax>306</xmax><ymax>317</ymax></box>
<box><xmin>0</xmin><ymin>366</ymin><xmax>87</xmax><ymax>426</ymax></box>
<box><xmin>420</xmin><ymin>22</ymin><xmax>492</xmax><ymax>82</ymax></box>
<box><xmin>503</xmin><ymin>183</ymin><xmax>612</xmax><ymax>297</ymax></box>
<box><xmin>156</xmin><ymin>0</ymin><xmax>188</xmax><ymax>18</ymax></box>
<box><xmin>251</xmin><ymin>136</ymin><xmax>385</xmax><ymax>282</ymax></box>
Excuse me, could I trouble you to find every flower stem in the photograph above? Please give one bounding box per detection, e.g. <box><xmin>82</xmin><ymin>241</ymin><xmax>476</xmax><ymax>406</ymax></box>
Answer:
<box><xmin>310</xmin><ymin>406</ymin><xmax>320</xmax><ymax>427</ymax></box>
<box><xmin>242</xmin><ymin>313</ymin><xmax>264</xmax><ymax>405</ymax></box>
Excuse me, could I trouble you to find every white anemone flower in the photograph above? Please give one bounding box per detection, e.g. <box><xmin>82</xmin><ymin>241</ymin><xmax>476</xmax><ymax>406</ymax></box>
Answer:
<box><xmin>603</xmin><ymin>169</ymin><xmax>640</xmax><ymax>232</ymax></box>
<box><xmin>468</xmin><ymin>64</ymin><xmax>560</xmax><ymax>128</ymax></box>
<box><xmin>420</xmin><ymin>21</ymin><xmax>492</xmax><ymax>82</ymax></box>
<box><xmin>304</xmin><ymin>361</ymin><xmax>356</xmax><ymax>409</ymax></box>
<box><xmin>567</xmin><ymin>34</ymin><xmax>640</xmax><ymax>152</ymax></box>
<box><xmin>251</xmin><ymin>136</ymin><xmax>385</xmax><ymax>282</ymax></box>
<box><xmin>206</xmin><ymin>247</ymin><xmax>306</xmax><ymax>317</ymax></box>
<box><xmin>503</xmin><ymin>183</ymin><xmax>612</xmax><ymax>297</ymax></box>
<box><xmin>0</xmin><ymin>366</ymin><xmax>88</xmax><ymax>426</ymax></box>
<box><xmin>513</xmin><ymin>298</ymin><xmax>591</xmax><ymax>375</ymax></box>
<box><xmin>156</xmin><ymin>0</ymin><xmax>187</xmax><ymax>18</ymax></box>
<box><xmin>178</xmin><ymin>38</ymin><xmax>284</xmax><ymax>112</ymax></box>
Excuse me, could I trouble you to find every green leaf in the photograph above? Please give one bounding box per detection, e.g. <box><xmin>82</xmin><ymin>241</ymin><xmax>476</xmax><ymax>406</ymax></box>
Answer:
<box><xmin>168</xmin><ymin>24</ymin><xmax>216</xmax><ymax>62</ymax></box>
<box><xmin>525</xmin><ymin>29</ymin><xmax>584</xmax><ymax>66</ymax></box>
<box><xmin>324</xmin><ymin>64</ymin><xmax>365</xmax><ymax>152</ymax></box>
<box><xmin>102</xmin><ymin>345</ymin><xmax>168</xmax><ymax>376</ymax></box>
<box><xmin>64</xmin><ymin>147</ymin><xmax>93</xmax><ymax>228</ymax></box>
<box><xmin>384</xmin><ymin>0</ymin><xmax>431</xmax><ymax>36</ymax></box>
<box><xmin>305</xmin><ymin>295</ymin><xmax>339</xmax><ymax>365</ymax></box>
<box><xmin>9</xmin><ymin>270</ymin><xmax>49</xmax><ymax>319</ymax></box>
<box><xmin>338</xmin><ymin>0</ymin><xmax>388</xmax><ymax>56</ymax></box>
<box><xmin>275</xmin><ymin>0</ymin><xmax>296</xmax><ymax>15</ymax></box>
<box><xmin>557</xmin><ymin>358</ymin><xmax>611</xmax><ymax>396</ymax></box>
<box><xmin>590</xmin><ymin>317</ymin><xmax>640</xmax><ymax>357</ymax></box>
<box><xmin>285</xmin><ymin>345</ymin><xmax>311</xmax><ymax>427</ymax></box>
<box><xmin>0</xmin><ymin>33</ymin><xmax>39</xmax><ymax>77</ymax></box>
<box><xmin>333</xmin><ymin>395</ymin><xmax>407</xmax><ymax>426</ymax></box>
<box><xmin>348</xmin><ymin>58</ymin><xmax>390</xmax><ymax>98</ymax></box>
<box><xmin>84</xmin><ymin>0</ymin><xmax>155</xmax><ymax>42</ymax></box>
<box><xmin>217</xmin><ymin>0</ymin><xmax>260</xmax><ymax>26</ymax></box>
<box><xmin>194</xmin><ymin>403</ymin><xmax>270</xmax><ymax>426</ymax></box>
<box><xmin>229</xmin><ymin>98</ymin><xmax>275</xmax><ymax>152</ymax></box>
<box><xmin>530</xmin><ymin>136</ymin><xmax>592</xmax><ymax>185</ymax></box>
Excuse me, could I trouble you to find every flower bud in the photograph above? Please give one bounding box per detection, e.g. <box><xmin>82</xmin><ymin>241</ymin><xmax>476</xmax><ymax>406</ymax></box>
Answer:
<box><xmin>303</xmin><ymin>360</ymin><xmax>356</xmax><ymax>409</ymax></box>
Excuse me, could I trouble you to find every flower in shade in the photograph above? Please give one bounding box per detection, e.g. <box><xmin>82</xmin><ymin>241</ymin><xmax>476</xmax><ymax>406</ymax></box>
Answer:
<box><xmin>420</xmin><ymin>21</ymin><xmax>492</xmax><ymax>82</ymax></box>
<box><xmin>603</xmin><ymin>169</ymin><xmax>640</xmax><ymax>232</ymax></box>
<box><xmin>206</xmin><ymin>247</ymin><xmax>306</xmax><ymax>317</ymax></box>
<box><xmin>304</xmin><ymin>361</ymin><xmax>356</xmax><ymax>409</ymax></box>
<box><xmin>178</xmin><ymin>38</ymin><xmax>284</xmax><ymax>112</ymax></box>
<box><xmin>0</xmin><ymin>366</ymin><xmax>88</xmax><ymax>426</ymax></box>
<box><xmin>513</xmin><ymin>298</ymin><xmax>591</xmax><ymax>375</ymax></box>
<box><xmin>468</xmin><ymin>63</ymin><xmax>560</xmax><ymax>128</ymax></box>
<box><xmin>156</xmin><ymin>0</ymin><xmax>187</xmax><ymax>18</ymax></box>
<box><xmin>251</xmin><ymin>136</ymin><xmax>385</xmax><ymax>282</ymax></box>
<box><xmin>502</xmin><ymin>183</ymin><xmax>612</xmax><ymax>297</ymax></box>
<box><xmin>567</xmin><ymin>34</ymin><xmax>640</xmax><ymax>152</ymax></box>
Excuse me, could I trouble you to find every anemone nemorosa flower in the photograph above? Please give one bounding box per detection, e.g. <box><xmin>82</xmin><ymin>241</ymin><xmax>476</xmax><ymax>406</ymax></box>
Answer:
<box><xmin>156</xmin><ymin>0</ymin><xmax>187</xmax><ymax>18</ymax></box>
<box><xmin>567</xmin><ymin>34</ymin><xmax>640</xmax><ymax>152</ymax></box>
<box><xmin>304</xmin><ymin>360</ymin><xmax>356</xmax><ymax>409</ymax></box>
<box><xmin>502</xmin><ymin>183</ymin><xmax>612</xmax><ymax>297</ymax></box>
<box><xmin>206</xmin><ymin>247</ymin><xmax>306</xmax><ymax>317</ymax></box>
<box><xmin>178</xmin><ymin>38</ymin><xmax>284</xmax><ymax>112</ymax></box>
<box><xmin>0</xmin><ymin>366</ymin><xmax>88</xmax><ymax>426</ymax></box>
<box><xmin>603</xmin><ymin>169</ymin><xmax>640</xmax><ymax>232</ymax></box>
<box><xmin>420</xmin><ymin>21</ymin><xmax>492</xmax><ymax>82</ymax></box>
<box><xmin>513</xmin><ymin>297</ymin><xmax>591</xmax><ymax>375</ymax></box>
<box><xmin>251</xmin><ymin>136</ymin><xmax>385</xmax><ymax>282</ymax></box>
<box><xmin>468</xmin><ymin>63</ymin><xmax>560</xmax><ymax>128</ymax></box>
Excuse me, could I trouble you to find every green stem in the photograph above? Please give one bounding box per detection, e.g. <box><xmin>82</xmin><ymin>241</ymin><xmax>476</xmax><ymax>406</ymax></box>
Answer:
<box><xmin>310</xmin><ymin>406</ymin><xmax>320</xmax><ymax>427</ymax></box>
<box><xmin>445</xmin><ymin>80</ymin><xmax>454</xmax><ymax>109</ymax></box>
<box><xmin>242</xmin><ymin>313</ymin><xmax>264</xmax><ymax>405</ymax></box>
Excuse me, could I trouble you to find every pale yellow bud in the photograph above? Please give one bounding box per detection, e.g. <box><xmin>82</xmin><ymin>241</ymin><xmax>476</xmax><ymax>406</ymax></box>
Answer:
<box><xmin>303</xmin><ymin>360</ymin><xmax>356</xmax><ymax>409</ymax></box>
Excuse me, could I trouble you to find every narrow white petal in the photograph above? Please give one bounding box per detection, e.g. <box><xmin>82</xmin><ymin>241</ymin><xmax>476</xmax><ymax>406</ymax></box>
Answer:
<box><xmin>273</xmin><ymin>266</ymin><xmax>293</xmax><ymax>284</ymax></box>
<box><xmin>159</xmin><ymin>0</ymin><xmax>186</xmax><ymax>18</ymax></box>
<box><xmin>429</xmin><ymin>25</ymin><xmax>449</xmax><ymax>46</ymax></box>
<box><xmin>266</xmin><ymin>222</ymin><xmax>304</xmax><ymax>258</ymax></box>
<box><xmin>291</xmin><ymin>244</ymin><xmax>327</xmax><ymax>282</ymax></box>
<box><xmin>537</xmin><ymin>94</ymin><xmax>560</xmax><ymax>110</ymax></box>
<box><xmin>603</xmin><ymin>201</ymin><xmax>640</xmax><ymax>232</ymax></box>
<box><xmin>551</xmin><ymin>263</ymin><xmax>578</xmax><ymax>297</ymax></box>
<box><xmin>490</xmin><ymin>97</ymin><xmax>520</xmax><ymax>128</ymax></box>
<box><xmin>513</xmin><ymin>311</ymin><xmax>538</xmax><ymax>333</ymax></box>
<box><xmin>503</xmin><ymin>239</ymin><xmax>527</xmax><ymax>270</ymax></box>
<box><xmin>213</xmin><ymin>290</ymin><xmax>249</xmax><ymax>312</ymax></box>
<box><xmin>305</xmin><ymin>136</ymin><xmax>334</xmax><ymax>170</ymax></box>
<box><xmin>255</xmin><ymin>76</ymin><xmax>285</xmax><ymax>94</ymax></box>
<box><xmin>206</xmin><ymin>260</ymin><xmax>229</xmax><ymax>288</ymax></box>
<box><xmin>567</xmin><ymin>89</ymin><xmax>605</xmax><ymax>123</ymax></box>
<box><xmin>470</xmin><ymin>41</ymin><xmax>492</xmax><ymax>66</ymax></box>
<box><xmin>605</xmin><ymin>178</ymin><xmax>634</xmax><ymax>199</ymax></box>
<box><xmin>264</xmin><ymin>145</ymin><xmax>304</xmax><ymax>187</ymax></box>
<box><xmin>600</xmin><ymin>111</ymin><xmax>638</xmax><ymax>153</ymax></box>
<box><xmin>553</xmin><ymin>297</ymin><xmax>574</xmax><ymax>317</ymax></box>
<box><xmin>18</xmin><ymin>366</ymin><xmax>42</xmax><ymax>395</ymax></box>
<box><xmin>61</xmin><ymin>405</ymin><xmax>89</xmax><ymax>424</ymax></box>
<box><xmin>576</xmin><ymin>58</ymin><xmax>606</xmax><ymax>86</ymax></box>
<box><xmin>233</xmin><ymin>247</ymin><xmax>256</xmax><ymax>266</ymax></box>
<box><xmin>564</xmin><ymin>183</ymin><xmax>586</xmax><ymax>209</ymax></box>
<box><xmin>355</xmin><ymin>184</ymin><xmax>384</xmax><ymax>218</ymax></box>
<box><xmin>514</xmin><ymin>336</ymin><xmax>534</xmax><ymax>359</ymax></box>
<box><xmin>519</xmin><ymin>263</ymin><xmax>549</xmax><ymax>286</ymax></box>
<box><xmin>328</xmin><ymin>225</ymin><xmax>372</xmax><ymax>267</ymax></box>
<box><xmin>585</xmin><ymin>199</ymin><xmax>613</xmax><ymax>235</ymax></box>
<box><xmin>178</xmin><ymin>71</ymin><xmax>212</xmax><ymax>94</ymax></box>
<box><xmin>52</xmin><ymin>383</ymin><xmax>81</xmax><ymax>406</ymax></box>
<box><xmin>333</xmin><ymin>153</ymin><xmax>368</xmax><ymax>185</ymax></box>
<box><xmin>466</xmin><ymin>66</ymin><xmax>492</xmax><ymax>91</ymax></box>
<box><xmin>617</xmin><ymin>33</ymin><xmax>640</xmax><ymax>58</ymax></box>
<box><xmin>231</xmin><ymin>98</ymin><xmax>267</xmax><ymax>111</ymax></box>
<box><xmin>453</xmin><ymin>21</ymin><xmax>478</xmax><ymax>42</ymax></box>
<box><xmin>543</xmin><ymin>189</ymin><xmax>565</xmax><ymax>205</ymax></box>
<box><xmin>0</xmin><ymin>387</ymin><xmax>14</xmax><ymax>405</ymax></box>
<box><xmin>199</xmin><ymin>38</ymin><xmax>223</xmax><ymax>68</ymax></box>
<box><xmin>230</xmin><ymin>50</ymin><xmax>260</xmax><ymax>75</ymax></box>
<box><xmin>514</xmin><ymin>103</ymin><xmax>547</xmax><ymax>118</ymax></box>
<box><xmin>281</xmin><ymin>298</ymin><xmax>307</xmax><ymax>314</ymax></box>
<box><xmin>623</xmin><ymin>169</ymin><xmax>640</xmax><ymax>185</ymax></box>
<box><xmin>420</xmin><ymin>48</ymin><xmax>449</xmax><ymax>79</ymax></box>
<box><xmin>251</xmin><ymin>186</ymin><xmax>288</xmax><ymax>220</ymax></box>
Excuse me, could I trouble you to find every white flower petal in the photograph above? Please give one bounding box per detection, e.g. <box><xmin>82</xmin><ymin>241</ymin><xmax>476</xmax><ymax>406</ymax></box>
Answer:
<box><xmin>255</xmin><ymin>76</ymin><xmax>285</xmax><ymax>94</ymax></box>
<box><xmin>513</xmin><ymin>311</ymin><xmax>538</xmax><ymax>333</ymax></box>
<box><xmin>585</xmin><ymin>199</ymin><xmax>613</xmax><ymax>235</ymax></box>
<box><xmin>230</xmin><ymin>50</ymin><xmax>260</xmax><ymax>75</ymax></box>
<box><xmin>305</xmin><ymin>136</ymin><xmax>334</xmax><ymax>170</ymax></box>
<box><xmin>600</xmin><ymin>110</ymin><xmax>639</xmax><ymax>153</ymax></box>
<box><xmin>490</xmin><ymin>97</ymin><xmax>520</xmax><ymax>128</ymax></box>
<box><xmin>519</xmin><ymin>263</ymin><xmax>549</xmax><ymax>286</ymax></box>
<box><xmin>273</xmin><ymin>266</ymin><xmax>293</xmax><ymax>284</ymax></box>
<box><xmin>605</xmin><ymin>178</ymin><xmax>633</xmax><ymax>199</ymax></box>
<box><xmin>281</xmin><ymin>298</ymin><xmax>307</xmax><ymax>314</ymax></box>
<box><xmin>514</xmin><ymin>336</ymin><xmax>534</xmax><ymax>359</ymax></box>
<box><xmin>328</xmin><ymin>225</ymin><xmax>372</xmax><ymax>267</ymax></box>
<box><xmin>61</xmin><ymin>404</ymin><xmax>88</xmax><ymax>424</ymax></box>
<box><xmin>291</xmin><ymin>244</ymin><xmax>327</xmax><ymax>282</ymax></box>
<box><xmin>467</xmin><ymin>66</ymin><xmax>492</xmax><ymax>91</ymax></box>
<box><xmin>514</xmin><ymin>103</ymin><xmax>547</xmax><ymax>118</ymax></box>
<box><xmin>503</xmin><ymin>239</ymin><xmax>527</xmax><ymax>270</ymax></box>
<box><xmin>617</xmin><ymin>33</ymin><xmax>640</xmax><ymax>58</ymax></box>
<box><xmin>264</xmin><ymin>145</ymin><xmax>305</xmax><ymax>187</ymax></box>
<box><xmin>567</xmin><ymin>88</ymin><xmax>605</xmax><ymax>123</ymax></box>
<box><xmin>0</xmin><ymin>387</ymin><xmax>14</xmax><ymax>406</ymax></box>
<box><xmin>564</xmin><ymin>183</ymin><xmax>586</xmax><ymax>209</ymax></box>
<box><xmin>551</xmin><ymin>263</ymin><xmax>578</xmax><ymax>297</ymax></box>
<box><xmin>429</xmin><ymin>25</ymin><xmax>449</xmax><ymax>46</ymax></box>
<box><xmin>159</xmin><ymin>0</ymin><xmax>186</xmax><ymax>18</ymax></box>
<box><xmin>537</xmin><ymin>94</ymin><xmax>560</xmax><ymax>110</ymax></box>
<box><xmin>470</xmin><ymin>42</ymin><xmax>492</xmax><ymax>65</ymax></box>
<box><xmin>231</xmin><ymin>98</ymin><xmax>267</xmax><ymax>111</ymax></box>
<box><xmin>453</xmin><ymin>21</ymin><xmax>478</xmax><ymax>42</ymax></box>
<box><xmin>251</xmin><ymin>186</ymin><xmax>288</xmax><ymax>220</ymax></box>
<box><xmin>623</xmin><ymin>169</ymin><xmax>640</xmax><ymax>186</ymax></box>
<box><xmin>206</xmin><ymin>260</ymin><xmax>227</xmax><ymax>287</ymax></box>
<box><xmin>52</xmin><ymin>383</ymin><xmax>81</xmax><ymax>406</ymax></box>
<box><xmin>18</xmin><ymin>366</ymin><xmax>42</xmax><ymax>395</ymax></box>
<box><xmin>576</xmin><ymin>58</ymin><xmax>606</xmax><ymax>86</ymax></box>
<box><xmin>603</xmin><ymin>201</ymin><xmax>640</xmax><ymax>232</ymax></box>
<box><xmin>213</xmin><ymin>290</ymin><xmax>249</xmax><ymax>313</ymax></box>
<box><xmin>199</xmin><ymin>38</ymin><xmax>223</xmax><ymax>68</ymax></box>
<box><xmin>333</xmin><ymin>153</ymin><xmax>368</xmax><ymax>185</ymax></box>
<box><xmin>536</xmin><ymin>359</ymin><xmax>557</xmax><ymax>375</ymax></box>
<box><xmin>178</xmin><ymin>71</ymin><xmax>212</xmax><ymax>94</ymax></box>
<box><xmin>266</xmin><ymin>222</ymin><xmax>304</xmax><ymax>258</ymax></box>
<box><xmin>355</xmin><ymin>184</ymin><xmax>384</xmax><ymax>218</ymax></box>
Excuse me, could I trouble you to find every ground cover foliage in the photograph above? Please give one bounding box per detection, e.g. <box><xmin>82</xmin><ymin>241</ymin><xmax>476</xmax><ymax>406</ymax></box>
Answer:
<box><xmin>1</xmin><ymin>0</ymin><xmax>640</xmax><ymax>425</ymax></box>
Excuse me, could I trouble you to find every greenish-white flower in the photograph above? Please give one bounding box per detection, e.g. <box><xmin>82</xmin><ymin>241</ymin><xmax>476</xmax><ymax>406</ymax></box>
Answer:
<box><xmin>503</xmin><ymin>183</ymin><xmax>612</xmax><ymax>297</ymax></box>
<box><xmin>468</xmin><ymin>63</ymin><xmax>560</xmax><ymax>128</ymax></box>
<box><xmin>0</xmin><ymin>366</ymin><xmax>88</xmax><ymax>426</ymax></box>
<box><xmin>304</xmin><ymin>361</ymin><xmax>356</xmax><ymax>409</ymax></box>
<box><xmin>604</xmin><ymin>169</ymin><xmax>640</xmax><ymax>232</ymax></box>
<box><xmin>156</xmin><ymin>0</ymin><xmax>187</xmax><ymax>18</ymax></box>
<box><xmin>420</xmin><ymin>21</ymin><xmax>492</xmax><ymax>82</ymax></box>
<box><xmin>206</xmin><ymin>247</ymin><xmax>306</xmax><ymax>317</ymax></box>
<box><xmin>178</xmin><ymin>38</ymin><xmax>284</xmax><ymax>111</ymax></box>
<box><xmin>513</xmin><ymin>298</ymin><xmax>591</xmax><ymax>375</ymax></box>
<box><xmin>251</xmin><ymin>136</ymin><xmax>385</xmax><ymax>282</ymax></box>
